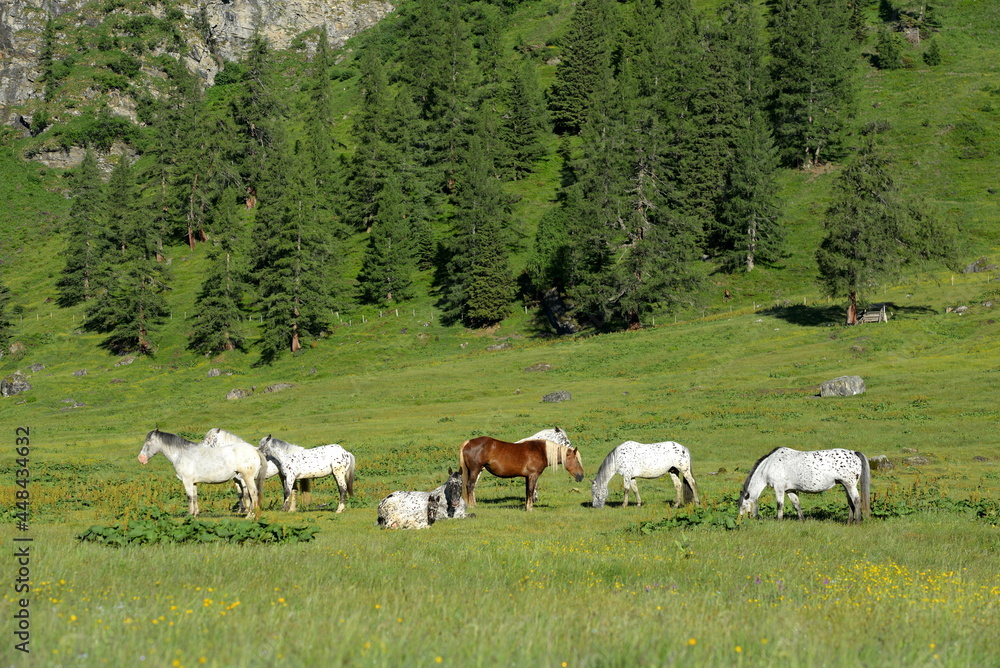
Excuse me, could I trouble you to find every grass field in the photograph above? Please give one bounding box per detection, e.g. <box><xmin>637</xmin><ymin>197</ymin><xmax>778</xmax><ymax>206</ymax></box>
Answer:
<box><xmin>3</xmin><ymin>0</ymin><xmax>1000</xmax><ymax>664</ymax></box>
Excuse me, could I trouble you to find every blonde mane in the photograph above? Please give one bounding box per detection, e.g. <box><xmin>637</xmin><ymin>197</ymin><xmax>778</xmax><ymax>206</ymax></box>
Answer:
<box><xmin>544</xmin><ymin>440</ymin><xmax>581</xmax><ymax>469</ymax></box>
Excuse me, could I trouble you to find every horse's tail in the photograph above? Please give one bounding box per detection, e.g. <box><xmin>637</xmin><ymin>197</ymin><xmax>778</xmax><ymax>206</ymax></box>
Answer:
<box><xmin>254</xmin><ymin>449</ymin><xmax>268</xmax><ymax>512</ymax></box>
<box><xmin>459</xmin><ymin>440</ymin><xmax>471</xmax><ymax>504</ymax></box>
<box><xmin>682</xmin><ymin>470</ymin><xmax>695</xmax><ymax>505</ymax></box>
<box><xmin>346</xmin><ymin>452</ymin><xmax>356</xmax><ymax>497</ymax></box>
<box><xmin>856</xmin><ymin>451</ymin><xmax>871</xmax><ymax>520</ymax></box>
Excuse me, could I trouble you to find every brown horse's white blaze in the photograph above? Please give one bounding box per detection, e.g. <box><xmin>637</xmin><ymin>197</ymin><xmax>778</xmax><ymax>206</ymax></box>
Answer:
<box><xmin>458</xmin><ymin>436</ymin><xmax>584</xmax><ymax>511</ymax></box>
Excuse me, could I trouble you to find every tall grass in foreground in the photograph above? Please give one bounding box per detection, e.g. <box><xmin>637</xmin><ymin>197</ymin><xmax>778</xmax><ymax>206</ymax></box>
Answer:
<box><xmin>2</xmin><ymin>508</ymin><xmax>996</xmax><ymax>667</ymax></box>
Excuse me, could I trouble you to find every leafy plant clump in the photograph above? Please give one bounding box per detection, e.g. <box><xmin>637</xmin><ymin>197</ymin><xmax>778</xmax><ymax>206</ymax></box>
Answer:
<box><xmin>78</xmin><ymin>513</ymin><xmax>320</xmax><ymax>546</ymax></box>
<box><xmin>628</xmin><ymin>507</ymin><xmax>740</xmax><ymax>534</ymax></box>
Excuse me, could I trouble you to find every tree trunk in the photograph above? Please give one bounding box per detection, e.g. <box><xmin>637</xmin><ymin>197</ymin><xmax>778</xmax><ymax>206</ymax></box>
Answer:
<box><xmin>846</xmin><ymin>291</ymin><xmax>858</xmax><ymax>325</ymax></box>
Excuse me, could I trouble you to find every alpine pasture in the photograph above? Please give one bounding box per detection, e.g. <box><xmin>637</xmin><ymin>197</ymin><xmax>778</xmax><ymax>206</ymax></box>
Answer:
<box><xmin>3</xmin><ymin>0</ymin><xmax>1000</xmax><ymax>665</ymax></box>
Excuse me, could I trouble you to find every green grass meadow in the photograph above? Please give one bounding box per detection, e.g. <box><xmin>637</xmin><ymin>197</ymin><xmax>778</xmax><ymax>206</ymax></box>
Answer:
<box><xmin>3</xmin><ymin>0</ymin><xmax>1000</xmax><ymax>664</ymax></box>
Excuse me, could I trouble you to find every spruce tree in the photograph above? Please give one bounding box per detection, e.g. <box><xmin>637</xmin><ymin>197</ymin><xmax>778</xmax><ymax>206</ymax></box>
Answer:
<box><xmin>816</xmin><ymin>140</ymin><xmax>956</xmax><ymax>324</ymax></box>
<box><xmin>547</xmin><ymin>0</ymin><xmax>615</xmax><ymax>135</ymax></box>
<box><xmin>347</xmin><ymin>48</ymin><xmax>395</xmax><ymax>231</ymax></box>
<box><xmin>58</xmin><ymin>149</ymin><xmax>109</xmax><ymax>306</ymax></box>
<box><xmin>876</xmin><ymin>26</ymin><xmax>903</xmax><ymax>70</ymax></box>
<box><xmin>84</xmin><ymin>158</ymin><xmax>170</xmax><ymax>354</ymax></box>
<box><xmin>251</xmin><ymin>141</ymin><xmax>336</xmax><ymax>361</ymax></box>
<box><xmin>0</xmin><ymin>274</ymin><xmax>11</xmax><ymax>350</ymax></box>
<box><xmin>441</xmin><ymin>136</ymin><xmax>516</xmax><ymax>327</ymax></box>
<box><xmin>357</xmin><ymin>172</ymin><xmax>417</xmax><ymax>305</ymax></box>
<box><xmin>715</xmin><ymin>110</ymin><xmax>784</xmax><ymax>272</ymax></box>
<box><xmin>189</xmin><ymin>192</ymin><xmax>248</xmax><ymax>354</ymax></box>
<box><xmin>503</xmin><ymin>59</ymin><xmax>549</xmax><ymax>177</ymax></box>
<box><xmin>769</xmin><ymin>0</ymin><xmax>858</xmax><ymax>167</ymax></box>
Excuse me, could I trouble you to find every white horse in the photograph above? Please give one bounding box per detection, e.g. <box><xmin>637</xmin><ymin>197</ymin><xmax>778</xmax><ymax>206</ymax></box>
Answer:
<box><xmin>590</xmin><ymin>441</ymin><xmax>700</xmax><ymax>508</ymax></box>
<box><xmin>202</xmin><ymin>428</ymin><xmax>313</xmax><ymax>507</ymax></box>
<box><xmin>138</xmin><ymin>429</ymin><xmax>267</xmax><ymax>519</ymax></box>
<box><xmin>258</xmin><ymin>435</ymin><xmax>356</xmax><ymax>512</ymax></box>
<box><xmin>738</xmin><ymin>447</ymin><xmax>871</xmax><ymax>523</ymax></box>
<box><xmin>377</xmin><ymin>471</ymin><xmax>467</xmax><ymax>530</ymax></box>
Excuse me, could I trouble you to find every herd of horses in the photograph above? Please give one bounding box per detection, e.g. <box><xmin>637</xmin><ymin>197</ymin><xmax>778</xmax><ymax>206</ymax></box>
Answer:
<box><xmin>137</xmin><ymin>426</ymin><xmax>872</xmax><ymax>527</ymax></box>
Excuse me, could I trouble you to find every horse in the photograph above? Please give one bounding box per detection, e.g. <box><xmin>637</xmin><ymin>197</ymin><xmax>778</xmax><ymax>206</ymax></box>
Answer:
<box><xmin>137</xmin><ymin>429</ymin><xmax>267</xmax><ymax>519</ymax></box>
<box><xmin>458</xmin><ymin>436</ymin><xmax>584</xmax><ymax>511</ymax></box>
<box><xmin>591</xmin><ymin>440</ymin><xmax>700</xmax><ymax>509</ymax></box>
<box><xmin>738</xmin><ymin>447</ymin><xmax>871</xmax><ymax>523</ymax></box>
<box><xmin>258</xmin><ymin>435</ymin><xmax>356</xmax><ymax>512</ymax></box>
<box><xmin>515</xmin><ymin>427</ymin><xmax>573</xmax><ymax>504</ymax></box>
<box><xmin>377</xmin><ymin>471</ymin><xmax>467</xmax><ymax>530</ymax></box>
<box><xmin>203</xmin><ymin>428</ymin><xmax>316</xmax><ymax>504</ymax></box>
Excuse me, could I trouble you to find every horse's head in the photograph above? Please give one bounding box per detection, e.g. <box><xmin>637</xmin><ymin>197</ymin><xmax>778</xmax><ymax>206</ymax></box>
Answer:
<box><xmin>258</xmin><ymin>435</ymin><xmax>273</xmax><ymax>453</ymax></box>
<box><xmin>138</xmin><ymin>429</ymin><xmax>161</xmax><ymax>465</ymax></box>
<box><xmin>443</xmin><ymin>471</ymin><xmax>464</xmax><ymax>517</ymax></box>
<box><xmin>737</xmin><ymin>490</ymin><xmax>756</xmax><ymax>517</ymax></box>
<box><xmin>590</xmin><ymin>478</ymin><xmax>608</xmax><ymax>508</ymax></box>
<box><xmin>565</xmin><ymin>447</ymin><xmax>585</xmax><ymax>482</ymax></box>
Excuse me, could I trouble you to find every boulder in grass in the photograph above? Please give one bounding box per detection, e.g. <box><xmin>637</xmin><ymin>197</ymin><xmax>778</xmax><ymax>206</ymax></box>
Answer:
<box><xmin>542</xmin><ymin>391</ymin><xmax>572</xmax><ymax>403</ymax></box>
<box><xmin>28</xmin><ymin>363</ymin><xmax>45</xmax><ymax>372</ymax></box>
<box><xmin>869</xmin><ymin>455</ymin><xmax>894</xmax><ymax>471</ymax></box>
<box><xmin>820</xmin><ymin>376</ymin><xmax>866</xmax><ymax>397</ymax></box>
<box><xmin>263</xmin><ymin>383</ymin><xmax>296</xmax><ymax>394</ymax></box>
<box><xmin>207</xmin><ymin>368</ymin><xmax>221</xmax><ymax>378</ymax></box>
<box><xmin>72</xmin><ymin>369</ymin><xmax>87</xmax><ymax>377</ymax></box>
<box><xmin>524</xmin><ymin>363</ymin><xmax>554</xmax><ymax>373</ymax></box>
<box><xmin>1</xmin><ymin>372</ymin><xmax>31</xmax><ymax>398</ymax></box>
<box><xmin>226</xmin><ymin>388</ymin><xmax>253</xmax><ymax>400</ymax></box>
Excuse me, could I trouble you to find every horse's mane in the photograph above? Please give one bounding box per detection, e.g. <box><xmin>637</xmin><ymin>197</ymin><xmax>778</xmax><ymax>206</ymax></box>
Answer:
<box><xmin>262</xmin><ymin>435</ymin><xmax>296</xmax><ymax>450</ymax></box>
<box><xmin>739</xmin><ymin>446</ymin><xmax>784</xmax><ymax>496</ymax></box>
<box><xmin>593</xmin><ymin>447</ymin><xmax>618</xmax><ymax>489</ymax></box>
<box><xmin>544</xmin><ymin>441</ymin><xmax>566</xmax><ymax>469</ymax></box>
<box><xmin>149</xmin><ymin>429</ymin><xmax>198</xmax><ymax>449</ymax></box>
<box><xmin>206</xmin><ymin>428</ymin><xmax>253</xmax><ymax>448</ymax></box>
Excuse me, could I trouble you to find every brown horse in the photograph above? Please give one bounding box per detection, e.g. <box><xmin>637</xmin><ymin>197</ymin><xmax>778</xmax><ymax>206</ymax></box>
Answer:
<box><xmin>458</xmin><ymin>437</ymin><xmax>584</xmax><ymax>511</ymax></box>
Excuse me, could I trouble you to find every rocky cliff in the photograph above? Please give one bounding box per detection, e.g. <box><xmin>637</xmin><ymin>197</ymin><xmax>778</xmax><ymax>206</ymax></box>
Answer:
<box><xmin>1</xmin><ymin>0</ymin><xmax>396</xmax><ymax>127</ymax></box>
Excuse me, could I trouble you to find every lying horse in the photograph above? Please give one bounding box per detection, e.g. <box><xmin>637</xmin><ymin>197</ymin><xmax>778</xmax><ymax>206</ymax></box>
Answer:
<box><xmin>138</xmin><ymin>429</ymin><xmax>267</xmax><ymax>519</ymax></box>
<box><xmin>377</xmin><ymin>471</ymin><xmax>467</xmax><ymax>530</ymax></box>
<box><xmin>459</xmin><ymin>436</ymin><xmax>584</xmax><ymax>511</ymax></box>
<box><xmin>258</xmin><ymin>435</ymin><xmax>356</xmax><ymax>512</ymax></box>
<box><xmin>591</xmin><ymin>440</ymin><xmax>700</xmax><ymax>508</ymax></box>
<box><xmin>738</xmin><ymin>447</ymin><xmax>871</xmax><ymax>523</ymax></box>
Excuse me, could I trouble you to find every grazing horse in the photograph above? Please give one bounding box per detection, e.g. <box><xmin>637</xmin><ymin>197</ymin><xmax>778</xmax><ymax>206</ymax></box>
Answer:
<box><xmin>459</xmin><ymin>436</ymin><xmax>584</xmax><ymax>511</ymax></box>
<box><xmin>137</xmin><ymin>429</ymin><xmax>267</xmax><ymax>519</ymax></box>
<box><xmin>377</xmin><ymin>471</ymin><xmax>467</xmax><ymax>530</ymax></box>
<box><xmin>258</xmin><ymin>435</ymin><xmax>356</xmax><ymax>512</ymax></box>
<box><xmin>738</xmin><ymin>447</ymin><xmax>871</xmax><ymax>523</ymax></box>
<box><xmin>591</xmin><ymin>441</ymin><xmax>700</xmax><ymax>509</ymax></box>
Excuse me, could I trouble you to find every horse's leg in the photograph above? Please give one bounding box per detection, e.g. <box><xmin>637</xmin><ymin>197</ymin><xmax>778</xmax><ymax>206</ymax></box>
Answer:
<box><xmin>844</xmin><ymin>482</ymin><xmax>859</xmax><ymax>523</ymax></box>
<box><xmin>334</xmin><ymin>471</ymin><xmax>348</xmax><ymax>513</ymax></box>
<box><xmin>282</xmin><ymin>472</ymin><xmax>296</xmax><ymax>512</ymax></box>
<box><xmin>668</xmin><ymin>472</ymin><xmax>683</xmax><ymax>508</ymax></box>
<box><xmin>631</xmin><ymin>479</ymin><xmax>643</xmax><ymax>507</ymax></box>
<box><xmin>185</xmin><ymin>480</ymin><xmax>198</xmax><ymax>516</ymax></box>
<box><xmin>775</xmin><ymin>488</ymin><xmax>785</xmax><ymax>520</ymax></box>
<box><xmin>467</xmin><ymin>465</ymin><xmax>483</xmax><ymax>508</ymax></box>
<box><xmin>787</xmin><ymin>492</ymin><xmax>803</xmax><ymax>520</ymax></box>
<box><xmin>621</xmin><ymin>476</ymin><xmax>631</xmax><ymax>507</ymax></box>
<box><xmin>525</xmin><ymin>474</ymin><xmax>539</xmax><ymax>511</ymax></box>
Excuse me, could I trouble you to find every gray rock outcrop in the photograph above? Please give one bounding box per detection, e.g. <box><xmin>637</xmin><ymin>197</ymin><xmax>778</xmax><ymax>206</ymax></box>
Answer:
<box><xmin>226</xmin><ymin>388</ymin><xmax>253</xmax><ymax>400</ymax></box>
<box><xmin>820</xmin><ymin>376</ymin><xmax>866</xmax><ymax>397</ymax></box>
<box><xmin>1</xmin><ymin>372</ymin><xmax>31</xmax><ymax>397</ymax></box>
<box><xmin>542</xmin><ymin>391</ymin><xmax>572</xmax><ymax>403</ymax></box>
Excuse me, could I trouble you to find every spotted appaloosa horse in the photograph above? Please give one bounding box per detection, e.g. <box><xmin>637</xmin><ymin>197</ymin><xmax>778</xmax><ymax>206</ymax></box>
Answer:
<box><xmin>458</xmin><ymin>437</ymin><xmax>584</xmax><ymax>511</ymax></box>
<box><xmin>591</xmin><ymin>440</ymin><xmax>700</xmax><ymax>508</ymax></box>
<box><xmin>516</xmin><ymin>428</ymin><xmax>572</xmax><ymax>503</ymax></box>
<box><xmin>377</xmin><ymin>471</ymin><xmax>467</xmax><ymax>530</ymax></box>
<box><xmin>258</xmin><ymin>435</ymin><xmax>356</xmax><ymax>512</ymax></box>
<box><xmin>738</xmin><ymin>447</ymin><xmax>871</xmax><ymax>523</ymax></box>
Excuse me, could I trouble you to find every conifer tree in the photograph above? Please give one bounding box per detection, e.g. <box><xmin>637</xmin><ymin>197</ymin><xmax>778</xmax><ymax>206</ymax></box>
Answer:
<box><xmin>503</xmin><ymin>59</ymin><xmax>549</xmax><ymax>177</ymax></box>
<box><xmin>875</xmin><ymin>26</ymin><xmax>903</xmax><ymax>69</ymax></box>
<box><xmin>58</xmin><ymin>149</ymin><xmax>109</xmax><ymax>306</ymax></box>
<box><xmin>441</xmin><ymin>136</ymin><xmax>516</xmax><ymax>327</ymax></box>
<box><xmin>547</xmin><ymin>0</ymin><xmax>615</xmax><ymax>135</ymax></box>
<box><xmin>816</xmin><ymin>140</ymin><xmax>955</xmax><ymax>324</ymax></box>
<box><xmin>357</xmin><ymin>172</ymin><xmax>417</xmax><ymax>304</ymax></box>
<box><xmin>347</xmin><ymin>48</ymin><xmax>395</xmax><ymax>231</ymax></box>
<box><xmin>252</xmin><ymin>141</ymin><xmax>336</xmax><ymax>361</ymax></box>
<box><xmin>715</xmin><ymin>111</ymin><xmax>784</xmax><ymax>272</ymax></box>
<box><xmin>84</xmin><ymin>158</ymin><xmax>170</xmax><ymax>354</ymax></box>
<box><xmin>769</xmin><ymin>0</ymin><xmax>858</xmax><ymax>167</ymax></box>
<box><xmin>189</xmin><ymin>192</ymin><xmax>248</xmax><ymax>354</ymax></box>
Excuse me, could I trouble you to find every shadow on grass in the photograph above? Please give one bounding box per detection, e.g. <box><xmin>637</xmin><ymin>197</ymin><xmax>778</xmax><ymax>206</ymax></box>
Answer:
<box><xmin>766</xmin><ymin>302</ymin><xmax>938</xmax><ymax>327</ymax></box>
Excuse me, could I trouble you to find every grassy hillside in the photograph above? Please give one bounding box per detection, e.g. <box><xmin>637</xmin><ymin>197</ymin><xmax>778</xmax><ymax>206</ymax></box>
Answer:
<box><xmin>0</xmin><ymin>0</ymin><xmax>999</xmax><ymax>664</ymax></box>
